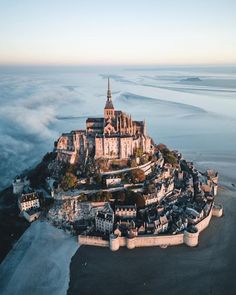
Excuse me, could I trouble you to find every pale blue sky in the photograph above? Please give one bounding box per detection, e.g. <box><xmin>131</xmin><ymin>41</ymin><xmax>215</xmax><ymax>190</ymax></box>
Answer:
<box><xmin>0</xmin><ymin>0</ymin><xmax>235</xmax><ymax>65</ymax></box>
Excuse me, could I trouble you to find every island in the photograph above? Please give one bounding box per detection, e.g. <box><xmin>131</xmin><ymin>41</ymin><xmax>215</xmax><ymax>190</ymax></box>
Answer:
<box><xmin>12</xmin><ymin>78</ymin><xmax>223</xmax><ymax>252</ymax></box>
<box><xmin>180</xmin><ymin>77</ymin><xmax>202</xmax><ymax>82</ymax></box>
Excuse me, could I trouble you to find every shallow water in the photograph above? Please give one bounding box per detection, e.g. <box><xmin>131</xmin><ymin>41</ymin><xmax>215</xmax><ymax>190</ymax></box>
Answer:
<box><xmin>0</xmin><ymin>65</ymin><xmax>236</xmax><ymax>189</ymax></box>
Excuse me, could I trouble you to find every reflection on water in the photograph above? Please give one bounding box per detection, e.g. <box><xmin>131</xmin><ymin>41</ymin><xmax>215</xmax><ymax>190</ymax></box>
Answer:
<box><xmin>0</xmin><ymin>65</ymin><xmax>236</xmax><ymax>188</ymax></box>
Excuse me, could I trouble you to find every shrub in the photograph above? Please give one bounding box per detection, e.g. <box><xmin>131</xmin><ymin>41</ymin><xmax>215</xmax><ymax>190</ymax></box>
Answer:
<box><xmin>131</xmin><ymin>168</ymin><xmax>146</xmax><ymax>183</ymax></box>
<box><xmin>156</xmin><ymin>143</ymin><xmax>167</xmax><ymax>151</ymax></box>
<box><xmin>134</xmin><ymin>147</ymin><xmax>143</xmax><ymax>158</ymax></box>
<box><xmin>157</xmin><ymin>143</ymin><xmax>177</xmax><ymax>165</ymax></box>
<box><xmin>135</xmin><ymin>194</ymin><xmax>145</xmax><ymax>208</ymax></box>
<box><xmin>28</xmin><ymin>162</ymin><xmax>49</xmax><ymax>188</ymax></box>
<box><xmin>129</xmin><ymin>158</ymin><xmax>137</xmax><ymax>168</ymax></box>
<box><xmin>60</xmin><ymin>172</ymin><xmax>77</xmax><ymax>191</ymax></box>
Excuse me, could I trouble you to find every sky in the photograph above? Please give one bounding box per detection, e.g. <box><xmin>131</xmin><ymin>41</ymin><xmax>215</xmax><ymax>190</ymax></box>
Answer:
<box><xmin>0</xmin><ymin>0</ymin><xmax>235</xmax><ymax>65</ymax></box>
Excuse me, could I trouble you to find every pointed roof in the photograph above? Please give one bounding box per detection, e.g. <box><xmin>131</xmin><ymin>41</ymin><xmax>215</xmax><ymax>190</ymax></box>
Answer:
<box><xmin>105</xmin><ymin>77</ymin><xmax>114</xmax><ymax>109</ymax></box>
<box><xmin>105</xmin><ymin>100</ymin><xmax>114</xmax><ymax>109</ymax></box>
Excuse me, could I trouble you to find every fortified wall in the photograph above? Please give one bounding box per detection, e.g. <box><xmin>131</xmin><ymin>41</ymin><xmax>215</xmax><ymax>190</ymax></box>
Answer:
<box><xmin>101</xmin><ymin>160</ymin><xmax>156</xmax><ymax>176</ymax></box>
<box><xmin>78</xmin><ymin>203</ymin><xmax>223</xmax><ymax>251</ymax></box>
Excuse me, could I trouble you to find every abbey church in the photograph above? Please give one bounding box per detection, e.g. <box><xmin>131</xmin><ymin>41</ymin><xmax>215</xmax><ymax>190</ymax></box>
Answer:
<box><xmin>56</xmin><ymin>79</ymin><xmax>153</xmax><ymax>164</ymax></box>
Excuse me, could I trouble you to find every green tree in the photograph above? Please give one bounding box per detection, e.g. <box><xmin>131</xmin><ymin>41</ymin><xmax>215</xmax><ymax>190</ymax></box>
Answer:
<box><xmin>134</xmin><ymin>148</ymin><xmax>143</xmax><ymax>158</ymax></box>
<box><xmin>157</xmin><ymin>143</ymin><xmax>177</xmax><ymax>165</ymax></box>
<box><xmin>102</xmin><ymin>191</ymin><xmax>113</xmax><ymax>201</ymax></box>
<box><xmin>28</xmin><ymin>162</ymin><xmax>49</xmax><ymax>188</ymax></box>
<box><xmin>156</xmin><ymin>143</ymin><xmax>167</xmax><ymax>151</ymax></box>
<box><xmin>131</xmin><ymin>168</ymin><xmax>146</xmax><ymax>183</ymax></box>
<box><xmin>129</xmin><ymin>158</ymin><xmax>137</xmax><ymax>168</ymax></box>
<box><xmin>94</xmin><ymin>173</ymin><xmax>102</xmax><ymax>184</ymax></box>
<box><xmin>60</xmin><ymin>172</ymin><xmax>77</xmax><ymax>191</ymax></box>
<box><xmin>79</xmin><ymin>193</ymin><xmax>88</xmax><ymax>202</ymax></box>
<box><xmin>117</xmin><ymin>191</ymin><xmax>126</xmax><ymax>202</ymax></box>
<box><xmin>135</xmin><ymin>194</ymin><xmax>145</xmax><ymax>208</ymax></box>
<box><xmin>124</xmin><ymin>191</ymin><xmax>139</xmax><ymax>205</ymax></box>
<box><xmin>67</xmin><ymin>164</ymin><xmax>77</xmax><ymax>174</ymax></box>
<box><xmin>140</xmin><ymin>154</ymin><xmax>149</xmax><ymax>165</ymax></box>
<box><xmin>145</xmin><ymin>183</ymin><xmax>156</xmax><ymax>194</ymax></box>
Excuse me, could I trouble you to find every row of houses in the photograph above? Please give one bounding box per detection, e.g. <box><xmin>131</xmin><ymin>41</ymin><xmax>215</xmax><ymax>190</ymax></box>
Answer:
<box><xmin>94</xmin><ymin>204</ymin><xmax>137</xmax><ymax>234</ymax></box>
<box><xmin>92</xmin><ymin>166</ymin><xmax>218</xmax><ymax>237</ymax></box>
<box><xmin>94</xmin><ymin>202</ymin><xmax>171</xmax><ymax>236</ymax></box>
<box><xmin>142</xmin><ymin>177</ymin><xmax>176</xmax><ymax>206</ymax></box>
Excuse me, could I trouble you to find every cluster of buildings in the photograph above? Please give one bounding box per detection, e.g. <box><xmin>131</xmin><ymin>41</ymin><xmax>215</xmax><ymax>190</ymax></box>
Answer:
<box><xmin>87</xmin><ymin>151</ymin><xmax>219</xmax><ymax>239</ymax></box>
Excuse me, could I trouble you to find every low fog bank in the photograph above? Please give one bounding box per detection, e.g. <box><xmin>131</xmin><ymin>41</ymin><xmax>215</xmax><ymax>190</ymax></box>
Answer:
<box><xmin>0</xmin><ymin>65</ymin><xmax>236</xmax><ymax>189</ymax></box>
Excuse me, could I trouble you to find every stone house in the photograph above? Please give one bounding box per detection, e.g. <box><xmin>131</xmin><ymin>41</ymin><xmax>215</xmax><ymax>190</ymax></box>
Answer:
<box><xmin>18</xmin><ymin>191</ymin><xmax>40</xmax><ymax>212</ymax></box>
<box><xmin>115</xmin><ymin>205</ymin><xmax>137</xmax><ymax>219</ymax></box>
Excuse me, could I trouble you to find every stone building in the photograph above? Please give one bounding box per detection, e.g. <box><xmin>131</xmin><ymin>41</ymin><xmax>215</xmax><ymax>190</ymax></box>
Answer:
<box><xmin>23</xmin><ymin>208</ymin><xmax>41</xmax><ymax>222</ymax></box>
<box><xmin>56</xmin><ymin>78</ymin><xmax>153</xmax><ymax>164</ymax></box>
<box><xmin>143</xmin><ymin>183</ymin><xmax>166</xmax><ymax>206</ymax></box>
<box><xmin>95</xmin><ymin>212</ymin><xmax>114</xmax><ymax>234</ymax></box>
<box><xmin>12</xmin><ymin>176</ymin><xmax>30</xmax><ymax>195</ymax></box>
<box><xmin>95</xmin><ymin>203</ymin><xmax>114</xmax><ymax>234</ymax></box>
<box><xmin>18</xmin><ymin>191</ymin><xmax>40</xmax><ymax>212</ymax></box>
<box><xmin>104</xmin><ymin>176</ymin><xmax>122</xmax><ymax>187</ymax></box>
<box><xmin>56</xmin><ymin>130</ymin><xmax>87</xmax><ymax>164</ymax></box>
<box><xmin>115</xmin><ymin>205</ymin><xmax>137</xmax><ymax>219</ymax></box>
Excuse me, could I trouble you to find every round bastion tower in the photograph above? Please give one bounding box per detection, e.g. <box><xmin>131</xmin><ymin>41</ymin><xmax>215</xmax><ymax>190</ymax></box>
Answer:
<box><xmin>109</xmin><ymin>234</ymin><xmax>120</xmax><ymax>251</ymax></box>
<box><xmin>126</xmin><ymin>234</ymin><xmax>136</xmax><ymax>250</ymax></box>
<box><xmin>183</xmin><ymin>226</ymin><xmax>199</xmax><ymax>247</ymax></box>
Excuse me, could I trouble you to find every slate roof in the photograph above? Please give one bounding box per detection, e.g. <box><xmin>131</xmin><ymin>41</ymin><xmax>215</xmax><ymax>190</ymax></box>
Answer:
<box><xmin>104</xmin><ymin>99</ymin><xmax>114</xmax><ymax>109</ymax></box>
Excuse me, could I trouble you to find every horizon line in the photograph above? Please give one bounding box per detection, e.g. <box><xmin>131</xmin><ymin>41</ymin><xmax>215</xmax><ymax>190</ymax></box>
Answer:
<box><xmin>0</xmin><ymin>62</ymin><xmax>236</xmax><ymax>67</ymax></box>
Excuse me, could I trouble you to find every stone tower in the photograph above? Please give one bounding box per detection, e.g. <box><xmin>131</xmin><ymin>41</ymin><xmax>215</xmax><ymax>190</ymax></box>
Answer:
<box><xmin>104</xmin><ymin>78</ymin><xmax>115</xmax><ymax>119</ymax></box>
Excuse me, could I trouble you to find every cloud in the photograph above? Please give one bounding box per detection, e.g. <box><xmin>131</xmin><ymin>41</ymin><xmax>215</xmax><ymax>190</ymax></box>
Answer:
<box><xmin>0</xmin><ymin>74</ymin><xmax>84</xmax><ymax>188</ymax></box>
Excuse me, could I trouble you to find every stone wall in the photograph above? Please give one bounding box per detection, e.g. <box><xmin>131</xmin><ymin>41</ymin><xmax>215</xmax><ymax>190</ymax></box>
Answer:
<box><xmin>128</xmin><ymin>234</ymin><xmax>184</xmax><ymax>248</ymax></box>
<box><xmin>79</xmin><ymin>232</ymin><xmax>189</xmax><ymax>250</ymax></box>
<box><xmin>78</xmin><ymin>235</ymin><xmax>109</xmax><ymax>247</ymax></box>
<box><xmin>108</xmin><ymin>232</ymin><xmax>196</xmax><ymax>251</ymax></box>
<box><xmin>196</xmin><ymin>205</ymin><xmax>213</xmax><ymax>232</ymax></box>
<box><xmin>101</xmin><ymin>160</ymin><xmax>155</xmax><ymax>176</ymax></box>
<box><xmin>79</xmin><ymin>204</ymin><xmax>223</xmax><ymax>251</ymax></box>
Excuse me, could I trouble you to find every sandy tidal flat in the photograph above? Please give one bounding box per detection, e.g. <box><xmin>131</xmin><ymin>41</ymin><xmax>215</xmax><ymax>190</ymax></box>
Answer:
<box><xmin>0</xmin><ymin>221</ymin><xmax>78</xmax><ymax>295</ymax></box>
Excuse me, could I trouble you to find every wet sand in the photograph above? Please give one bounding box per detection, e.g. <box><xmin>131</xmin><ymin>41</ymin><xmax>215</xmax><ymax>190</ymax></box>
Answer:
<box><xmin>68</xmin><ymin>177</ymin><xmax>236</xmax><ymax>295</ymax></box>
<box><xmin>0</xmin><ymin>221</ymin><xmax>78</xmax><ymax>295</ymax></box>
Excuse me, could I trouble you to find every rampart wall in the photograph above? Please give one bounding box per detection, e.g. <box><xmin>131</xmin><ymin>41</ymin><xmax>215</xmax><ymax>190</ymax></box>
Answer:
<box><xmin>101</xmin><ymin>160</ymin><xmax>156</xmax><ymax>176</ymax></box>
<box><xmin>78</xmin><ymin>203</ymin><xmax>223</xmax><ymax>251</ymax></box>
<box><xmin>78</xmin><ymin>235</ymin><xmax>109</xmax><ymax>247</ymax></box>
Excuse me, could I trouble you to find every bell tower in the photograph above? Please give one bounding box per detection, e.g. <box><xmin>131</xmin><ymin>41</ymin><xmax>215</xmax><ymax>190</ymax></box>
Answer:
<box><xmin>104</xmin><ymin>78</ymin><xmax>115</xmax><ymax>119</ymax></box>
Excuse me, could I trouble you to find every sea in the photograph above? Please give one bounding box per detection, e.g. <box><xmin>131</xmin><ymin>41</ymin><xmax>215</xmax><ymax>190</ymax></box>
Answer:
<box><xmin>1</xmin><ymin>65</ymin><xmax>236</xmax><ymax>294</ymax></box>
<box><xmin>0</xmin><ymin>65</ymin><xmax>236</xmax><ymax>189</ymax></box>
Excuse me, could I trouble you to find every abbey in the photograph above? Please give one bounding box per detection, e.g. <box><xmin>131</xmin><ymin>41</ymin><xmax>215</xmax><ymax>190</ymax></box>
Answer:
<box><xmin>56</xmin><ymin>79</ymin><xmax>153</xmax><ymax>164</ymax></box>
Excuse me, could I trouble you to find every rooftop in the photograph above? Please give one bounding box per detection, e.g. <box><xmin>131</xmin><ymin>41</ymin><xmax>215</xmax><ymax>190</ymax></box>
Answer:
<box><xmin>20</xmin><ymin>192</ymin><xmax>39</xmax><ymax>203</ymax></box>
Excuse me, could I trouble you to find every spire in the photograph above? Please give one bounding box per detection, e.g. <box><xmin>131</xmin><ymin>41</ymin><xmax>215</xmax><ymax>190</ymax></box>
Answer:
<box><xmin>104</xmin><ymin>77</ymin><xmax>114</xmax><ymax>110</ymax></box>
<box><xmin>107</xmin><ymin>77</ymin><xmax>112</xmax><ymax>101</ymax></box>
